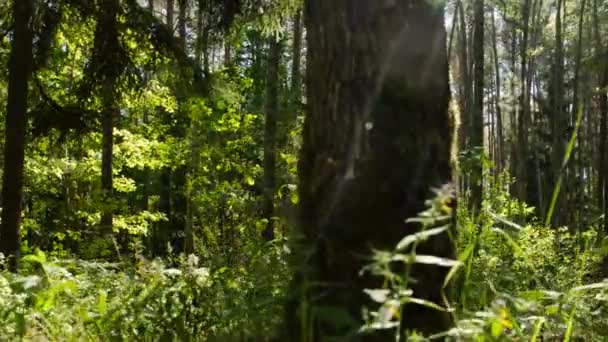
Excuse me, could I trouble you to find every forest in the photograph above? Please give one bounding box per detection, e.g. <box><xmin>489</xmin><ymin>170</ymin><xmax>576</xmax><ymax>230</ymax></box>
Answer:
<box><xmin>0</xmin><ymin>0</ymin><xmax>607</xmax><ymax>340</ymax></box>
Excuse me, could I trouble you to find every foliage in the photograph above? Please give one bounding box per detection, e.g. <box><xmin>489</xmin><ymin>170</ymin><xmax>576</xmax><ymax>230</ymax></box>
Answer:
<box><xmin>0</xmin><ymin>244</ymin><xmax>288</xmax><ymax>341</ymax></box>
<box><xmin>360</xmin><ymin>174</ymin><xmax>608</xmax><ymax>341</ymax></box>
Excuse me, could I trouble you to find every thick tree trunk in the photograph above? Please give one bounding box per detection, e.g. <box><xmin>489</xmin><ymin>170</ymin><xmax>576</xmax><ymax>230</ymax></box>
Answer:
<box><xmin>0</xmin><ymin>0</ymin><xmax>34</xmax><ymax>271</ymax></box>
<box><xmin>471</xmin><ymin>0</ymin><xmax>484</xmax><ymax>211</ymax></box>
<box><xmin>286</xmin><ymin>0</ymin><xmax>455</xmax><ymax>339</ymax></box>
<box><xmin>262</xmin><ymin>38</ymin><xmax>281</xmax><ymax>241</ymax></box>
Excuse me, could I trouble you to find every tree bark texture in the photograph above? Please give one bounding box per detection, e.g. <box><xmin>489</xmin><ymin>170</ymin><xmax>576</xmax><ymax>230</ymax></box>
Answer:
<box><xmin>286</xmin><ymin>0</ymin><xmax>455</xmax><ymax>339</ymax></box>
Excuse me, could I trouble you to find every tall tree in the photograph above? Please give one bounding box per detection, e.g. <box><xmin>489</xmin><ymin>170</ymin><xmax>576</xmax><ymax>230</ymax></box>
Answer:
<box><xmin>95</xmin><ymin>0</ymin><xmax>121</xmax><ymax>240</ymax></box>
<box><xmin>286</xmin><ymin>0</ymin><xmax>455</xmax><ymax>338</ymax></box>
<box><xmin>593</xmin><ymin>0</ymin><xmax>608</xmax><ymax>232</ymax></box>
<box><xmin>290</xmin><ymin>10</ymin><xmax>303</xmax><ymax>114</ymax></box>
<box><xmin>262</xmin><ymin>38</ymin><xmax>281</xmax><ymax>241</ymax></box>
<box><xmin>471</xmin><ymin>0</ymin><xmax>485</xmax><ymax>210</ymax></box>
<box><xmin>0</xmin><ymin>0</ymin><xmax>34</xmax><ymax>271</ymax></box>
<box><xmin>167</xmin><ymin>0</ymin><xmax>175</xmax><ymax>29</ymax></box>
<box><xmin>178</xmin><ymin>0</ymin><xmax>188</xmax><ymax>50</ymax></box>
<box><xmin>549</xmin><ymin>0</ymin><xmax>565</xmax><ymax>224</ymax></box>
<box><xmin>491</xmin><ymin>8</ymin><xmax>504</xmax><ymax>175</ymax></box>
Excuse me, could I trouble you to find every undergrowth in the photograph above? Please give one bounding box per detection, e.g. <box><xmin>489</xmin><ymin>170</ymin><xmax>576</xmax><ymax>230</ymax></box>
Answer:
<box><xmin>2</xmin><ymin>173</ymin><xmax>608</xmax><ymax>341</ymax></box>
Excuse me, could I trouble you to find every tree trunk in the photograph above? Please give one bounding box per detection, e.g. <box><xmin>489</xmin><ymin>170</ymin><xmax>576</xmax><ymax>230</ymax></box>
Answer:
<box><xmin>570</xmin><ymin>0</ymin><xmax>587</xmax><ymax>227</ymax></box>
<box><xmin>0</xmin><ymin>0</ymin><xmax>34</xmax><ymax>271</ymax></box>
<box><xmin>290</xmin><ymin>10</ymin><xmax>303</xmax><ymax>115</ymax></box>
<box><xmin>517</xmin><ymin>0</ymin><xmax>531</xmax><ymax>203</ymax></box>
<box><xmin>166</xmin><ymin>0</ymin><xmax>174</xmax><ymax>30</ymax></box>
<box><xmin>593</xmin><ymin>0</ymin><xmax>608</xmax><ymax>232</ymax></box>
<box><xmin>97</xmin><ymin>0</ymin><xmax>121</xmax><ymax>239</ymax></box>
<box><xmin>550</xmin><ymin>0</ymin><xmax>565</xmax><ymax>225</ymax></box>
<box><xmin>471</xmin><ymin>0</ymin><xmax>484</xmax><ymax>211</ymax></box>
<box><xmin>178</xmin><ymin>0</ymin><xmax>187</xmax><ymax>50</ymax></box>
<box><xmin>262</xmin><ymin>38</ymin><xmax>281</xmax><ymax>241</ymax></box>
<box><xmin>286</xmin><ymin>0</ymin><xmax>455</xmax><ymax>339</ymax></box>
<box><xmin>491</xmin><ymin>9</ymin><xmax>504</xmax><ymax>176</ymax></box>
<box><xmin>456</xmin><ymin>0</ymin><xmax>471</xmax><ymax>196</ymax></box>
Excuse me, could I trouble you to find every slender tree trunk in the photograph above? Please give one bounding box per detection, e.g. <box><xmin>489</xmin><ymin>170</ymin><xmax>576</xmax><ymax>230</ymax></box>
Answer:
<box><xmin>593</xmin><ymin>0</ymin><xmax>608</xmax><ymax>232</ymax></box>
<box><xmin>550</xmin><ymin>0</ymin><xmax>565</xmax><ymax>225</ymax></box>
<box><xmin>509</xmin><ymin>24</ymin><xmax>518</xmax><ymax>186</ymax></box>
<box><xmin>178</xmin><ymin>0</ymin><xmax>187</xmax><ymax>50</ymax></box>
<box><xmin>290</xmin><ymin>10</ymin><xmax>303</xmax><ymax>113</ymax></box>
<box><xmin>491</xmin><ymin>9</ymin><xmax>504</xmax><ymax>175</ymax></box>
<box><xmin>601</xmin><ymin>58</ymin><xmax>608</xmax><ymax>234</ymax></box>
<box><xmin>0</xmin><ymin>0</ymin><xmax>34</xmax><ymax>271</ymax></box>
<box><xmin>195</xmin><ymin>0</ymin><xmax>204</xmax><ymax>66</ymax></box>
<box><xmin>570</xmin><ymin>0</ymin><xmax>587</xmax><ymax>227</ymax></box>
<box><xmin>517</xmin><ymin>0</ymin><xmax>531</xmax><ymax>202</ymax></box>
<box><xmin>262</xmin><ymin>38</ymin><xmax>281</xmax><ymax>241</ymax></box>
<box><xmin>286</xmin><ymin>0</ymin><xmax>455</xmax><ymax>338</ymax></box>
<box><xmin>224</xmin><ymin>38</ymin><xmax>231</xmax><ymax>67</ymax></box>
<box><xmin>166</xmin><ymin>0</ymin><xmax>174</xmax><ymax>30</ymax></box>
<box><xmin>471</xmin><ymin>0</ymin><xmax>484</xmax><ymax>211</ymax></box>
<box><xmin>457</xmin><ymin>0</ymin><xmax>471</xmax><ymax>195</ymax></box>
<box><xmin>97</xmin><ymin>0</ymin><xmax>121</xmax><ymax>239</ymax></box>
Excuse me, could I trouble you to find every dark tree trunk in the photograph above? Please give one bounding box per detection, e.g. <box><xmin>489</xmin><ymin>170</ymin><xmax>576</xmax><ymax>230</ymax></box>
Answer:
<box><xmin>262</xmin><ymin>38</ymin><xmax>281</xmax><ymax>241</ymax></box>
<box><xmin>166</xmin><ymin>0</ymin><xmax>175</xmax><ymax>30</ymax></box>
<box><xmin>0</xmin><ymin>0</ymin><xmax>34</xmax><ymax>271</ymax></box>
<box><xmin>517</xmin><ymin>0</ymin><xmax>531</xmax><ymax>203</ymax></box>
<box><xmin>549</xmin><ymin>0</ymin><xmax>565</xmax><ymax>225</ymax></box>
<box><xmin>471</xmin><ymin>0</ymin><xmax>484</xmax><ymax>211</ymax></box>
<box><xmin>593</xmin><ymin>0</ymin><xmax>608</xmax><ymax>233</ymax></box>
<box><xmin>96</xmin><ymin>0</ymin><xmax>121</xmax><ymax>238</ymax></box>
<box><xmin>491</xmin><ymin>9</ymin><xmax>504</xmax><ymax>175</ymax></box>
<box><xmin>178</xmin><ymin>0</ymin><xmax>187</xmax><ymax>50</ymax></box>
<box><xmin>285</xmin><ymin>0</ymin><xmax>455</xmax><ymax>339</ymax></box>
<box><xmin>290</xmin><ymin>10</ymin><xmax>303</xmax><ymax>114</ymax></box>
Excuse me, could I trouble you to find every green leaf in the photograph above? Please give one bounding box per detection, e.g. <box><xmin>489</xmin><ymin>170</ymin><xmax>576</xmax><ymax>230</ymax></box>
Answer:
<box><xmin>97</xmin><ymin>290</ymin><xmax>107</xmax><ymax>315</ymax></box>
<box><xmin>396</xmin><ymin>225</ymin><xmax>449</xmax><ymax>250</ymax></box>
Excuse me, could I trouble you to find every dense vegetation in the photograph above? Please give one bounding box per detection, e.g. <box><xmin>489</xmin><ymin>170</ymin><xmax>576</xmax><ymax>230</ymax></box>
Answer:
<box><xmin>0</xmin><ymin>0</ymin><xmax>607</xmax><ymax>340</ymax></box>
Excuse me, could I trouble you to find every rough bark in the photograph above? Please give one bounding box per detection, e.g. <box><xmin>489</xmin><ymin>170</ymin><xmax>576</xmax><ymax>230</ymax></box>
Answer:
<box><xmin>286</xmin><ymin>0</ymin><xmax>455</xmax><ymax>339</ymax></box>
<box><xmin>0</xmin><ymin>0</ymin><xmax>34</xmax><ymax>271</ymax></box>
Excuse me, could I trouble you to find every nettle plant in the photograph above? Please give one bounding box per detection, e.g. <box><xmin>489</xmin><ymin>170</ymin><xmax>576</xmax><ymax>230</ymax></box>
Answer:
<box><xmin>360</xmin><ymin>184</ymin><xmax>459</xmax><ymax>340</ymax></box>
<box><xmin>360</xmin><ymin>176</ymin><xmax>608</xmax><ymax>341</ymax></box>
